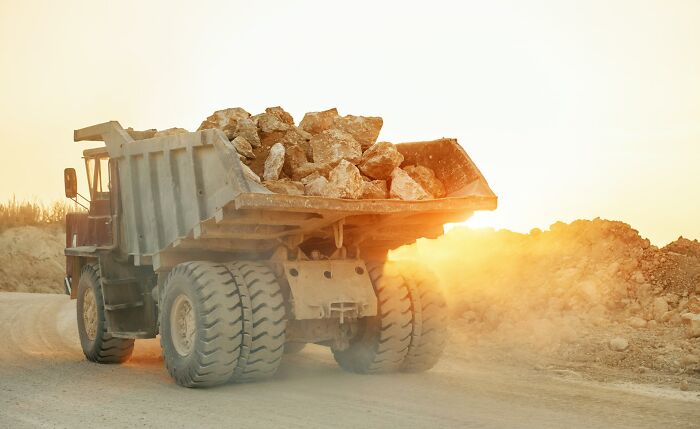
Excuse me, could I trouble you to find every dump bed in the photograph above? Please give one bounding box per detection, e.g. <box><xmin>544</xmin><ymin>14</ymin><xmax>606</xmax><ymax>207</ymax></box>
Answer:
<box><xmin>74</xmin><ymin>122</ymin><xmax>496</xmax><ymax>271</ymax></box>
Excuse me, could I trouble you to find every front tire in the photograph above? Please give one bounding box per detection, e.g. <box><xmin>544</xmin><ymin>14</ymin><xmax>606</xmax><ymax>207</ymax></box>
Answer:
<box><xmin>76</xmin><ymin>262</ymin><xmax>134</xmax><ymax>364</ymax></box>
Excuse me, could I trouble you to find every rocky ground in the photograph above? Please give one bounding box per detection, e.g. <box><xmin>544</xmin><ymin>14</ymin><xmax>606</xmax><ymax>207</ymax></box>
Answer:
<box><xmin>392</xmin><ymin>218</ymin><xmax>700</xmax><ymax>391</ymax></box>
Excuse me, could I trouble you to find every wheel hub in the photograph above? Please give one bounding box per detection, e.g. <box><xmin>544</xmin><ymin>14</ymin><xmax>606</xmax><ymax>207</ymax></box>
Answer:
<box><xmin>170</xmin><ymin>294</ymin><xmax>195</xmax><ymax>356</ymax></box>
<box><xmin>82</xmin><ymin>287</ymin><xmax>98</xmax><ymax>341</ymax></box>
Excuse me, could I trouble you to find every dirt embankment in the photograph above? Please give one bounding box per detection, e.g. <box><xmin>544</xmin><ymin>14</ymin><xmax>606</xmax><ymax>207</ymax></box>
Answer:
<box><xmin>393</xmin><ymin>219</ymin><xmax>700</xmax><ymax>390</ymax></box>
<box><xmin>0</xmin><ymin>226</ymin><xmax>65</xmax><ymax>294</ymax></box>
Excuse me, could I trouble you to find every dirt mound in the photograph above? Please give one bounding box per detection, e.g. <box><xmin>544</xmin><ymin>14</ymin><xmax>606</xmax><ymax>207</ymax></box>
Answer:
<box><xmin>391</xmin><ymin>218</ymin><xmax>700</xmax><ymax>389</ymax></box>
<box><xmin>0</xmin><ymin>226</ymin><xmax>65</xmax><ymax>294</ymax></box>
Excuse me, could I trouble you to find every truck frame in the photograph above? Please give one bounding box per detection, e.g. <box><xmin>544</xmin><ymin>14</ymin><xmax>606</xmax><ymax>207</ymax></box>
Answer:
<box><xmin>63</xmin><ymin>121</ymin><xmax>496</xmax><ymax>387</ymax></box>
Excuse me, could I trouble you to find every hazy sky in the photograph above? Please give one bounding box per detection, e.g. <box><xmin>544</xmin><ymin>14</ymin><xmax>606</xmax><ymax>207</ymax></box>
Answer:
<box><xmin>1</xmin><ymin>0</ymin><xmax>698</xmax><ymax>245</ymax></box>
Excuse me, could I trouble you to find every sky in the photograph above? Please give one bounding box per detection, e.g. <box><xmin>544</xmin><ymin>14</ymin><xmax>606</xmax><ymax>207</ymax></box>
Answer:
<box><xmin>0</xmin><ymin>0</ymin><xmax>698</xmax><ymax>245</ymax></box>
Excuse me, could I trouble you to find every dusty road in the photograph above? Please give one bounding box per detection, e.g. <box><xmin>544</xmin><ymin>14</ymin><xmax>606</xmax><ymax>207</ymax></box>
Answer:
<box><xmin>0</xmin><ymin>293</ymin><xmax>698</xmax><ymax>428</ymax></box>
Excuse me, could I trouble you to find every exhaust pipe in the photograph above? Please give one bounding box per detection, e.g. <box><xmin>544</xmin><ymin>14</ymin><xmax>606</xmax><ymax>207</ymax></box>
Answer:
<box><xmin>63</xmin><ymin>277</ymin><xmax>72</xmax><ymax>296</ymax></box>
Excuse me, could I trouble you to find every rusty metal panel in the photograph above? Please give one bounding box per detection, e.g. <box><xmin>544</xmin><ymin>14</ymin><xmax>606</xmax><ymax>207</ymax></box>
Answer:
<box><xmin>283</xmin><ymin>260</ymin><xmax>377</xmax><ymax>320</ymax></box>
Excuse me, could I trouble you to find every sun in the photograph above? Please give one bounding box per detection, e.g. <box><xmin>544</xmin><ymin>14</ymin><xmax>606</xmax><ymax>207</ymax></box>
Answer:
<box><xmin>446</xmin><ymin>211</ymin><xmax>501</xmax><ymax>233</ymax></box>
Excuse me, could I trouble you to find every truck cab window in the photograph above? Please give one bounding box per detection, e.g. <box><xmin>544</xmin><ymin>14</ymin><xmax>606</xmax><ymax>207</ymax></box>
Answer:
<box><xmin>85</xmin><ymin>156</ymin><xmax>111</xmax><ymax>201</ymax></box>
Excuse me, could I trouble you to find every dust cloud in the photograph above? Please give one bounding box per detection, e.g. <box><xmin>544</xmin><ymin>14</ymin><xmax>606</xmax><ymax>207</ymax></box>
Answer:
<box><xmin>391</xmin><ymin>219</ymin><xmax>700</xmax><ymax>386</ymax></box>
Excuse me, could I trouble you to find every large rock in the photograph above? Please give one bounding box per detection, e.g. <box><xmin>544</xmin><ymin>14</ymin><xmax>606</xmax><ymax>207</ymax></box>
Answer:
<box><xmin>324</xmin><ymin>160</ymin><xmax>363</xmax><ymax>199</ymax></box>
<box><xmin>681</xmin><ymin>313</ymin><xmax>700</xmax><ymax>338</ymax></box>
<box><xmin>241</xmin><ymin>163</ymin><xmax>261</xmax><ymax>183</ymax></box>
<box><xmin>263</xmin><ymin>143</ymin><xmax>285</xmax><ymax>181</ymax></box>
<box><xmin>358</xmin><ymin>141</ymin><xmax>404</xmax><ymax>180</ymax></box>
<box><xmin>299</xmin><ymin>108</ymin><xmax>340</xmax><ymax>135</ymax></box>
<box><xmin>304</xmin><ymin>175</ymin><xmax>329</xmax><ymax>197</ymax></box>
<box><xmin>333</xmin><ymin>115</ymin><xmax>383</xmax><ymax>150</ymax></box>
<box><xmin>280</xmin><ymin>127</ymin><xmax>314</xmax><ymax>160</ymax></box>
<box><xmin>311</xmin><ymin>129</ymin><xmax>361</xmax><ymax>165</ymax></box>
<box><xmin>283</xmin><ymin>144</ymin><xmax>308</xmax><ymax>177</ymax></box>
<box><xmin>291</xmin><ymin>162</ymin><xmax>332</xmax><ymax>181</ymax></box>
<box><xmin>361</xmin><ymin>179</ymin><xmax>388</xmax><ymax>199</ymax></box>
<box><xmin>253</xmin><ymin>112</ymin><xmax>292</xmax><ymax>134</ymax></box>
<box><xmin>198</xmin><ymin>107</ymin><xmax>251</xmax><ymax>139</ymax></box>
<box><xmin>403</xmin><ymin>165</ymin><xmax>446</xmax><ymax>198</ymax></box>
<box><xmin>153</xmin><ymin>127</ymin><xmax>189</xmax><ymax>137</ymax></box>
<box><xmin>234</xmin><ymin>118</ymin><xmax>261</xmax><ymax>148</ymax></box>
<box><xmin>281</xmin><ymin>127</ymin><xmax>313</xmax><ymax>146</ymax></box>
<box><xmin>389</xmin><ymin>168</ymin><xmax>430</xmax><ymax>200</ymax></box>
<box><xmin>300</xmin><ymin>171</ymin><xmax>322</xmax><ymax>185</ymax></box>
<box><xmin>264</xmin><ymin>179</ymin><xmax>304</xmax><ymax>196</ymax></box>
<box><xmin>232</xmin><ymin>136</ymin><xmax>255</xmax><ymax>159</ymax></box>
<box><xmin>265</xmin><ymin>106</ymin><xmax>295</xmax><ymax>126</ymax></box>
<box><xmin>609</xmin><ymin>337</ymin><xmax>629</xmax><ymax>351</ymax></box>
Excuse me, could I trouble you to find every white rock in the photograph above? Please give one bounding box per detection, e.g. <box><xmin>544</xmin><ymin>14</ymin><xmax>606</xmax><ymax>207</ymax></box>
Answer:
<box><xmin>681</xmin><ymin>313</ymin><xmax>700</xmax><ymax>338</ymax></box>
<box><xmin>389</xmin><ymin>168</ymin><xmax>430</xmax><ymax>200</ymax></box>
<box><xmin>360</xmin><ymin>180</ymin><xmax>388</xmax><ymax>199</ymax></box>
<box><xmin>332</xmin><ymin>114</ymin><xmax>383</xmax><ymax>150</ymax></box>
<box><xmin>304</xmin><ymin>176</ymin><xmax>329</xmax><ymax>197</ymax></box>
<box><xmin>263</xmin><ymin>143</ymin><xmax>285</xmax><ymax>181</ymax></box>
<box><xmin>609</xmin><ymin>337</ymin><xmax>629</xmax><ymax>351</ymax></box>
<box><xmin>264</xmin><ymin>180</ymin><xmax>304</xmax><ymax>196</ymax></box>
<box><xmin>358</xmin><ymin>141</ymin><xmax>404</xmax><ymax>180</ymax></box>
<box><xmin>324</xmin><ymin>160</ymin><xmax>363</xmax><ymax>199</ymax></box>
<box><xmin>253</xmin><ymin>112</ymin><xmax>292</xmax><ymax>134</ymax></box>
<box><xmin>240</xmin><ymin>163</ymin><xmax>260</xmax><ymax>183</ymax></box>
<box><xmin>234</xmin><ymin>118</ymin><xmax>261</xmax><ymax>148</ymax></box>
<box><xmin>232</xmin><ymin>136</ymin><xmax>255</xmax><ymax>159</ymax></box>
<box><xmin>299</xmin><ymin>108</ymin><xmax>340</xmax><ymax>135</ymax></box>
<box><xmin>310</xmin><ymin>129</ymin><xmax>362</xmax><ymax>165</ymax></box>
<box><xmin>403</xmin><ymin>164</ymin><xmax>446</xmax><ymax>198</ymax></box>
<box><xmin>300</xmin><ymin>172</ymin><xmax>321</xmax><ymax>185</ymax></box>
<box><xmin>265</xmin><ymin>106</ymin><xmax>294</xmax><ymax>126</ymax></box>
<box><xmin>198</xmin><ymin>107</ymin><xmax>251</xmax><ymax>139</ymax></box>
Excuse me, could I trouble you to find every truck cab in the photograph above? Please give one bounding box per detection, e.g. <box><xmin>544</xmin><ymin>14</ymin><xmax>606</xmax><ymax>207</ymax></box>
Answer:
<box><xmin>64</xmin><ymin>148</ymin><xmax>115</xmax><ymax>296</ymax></box>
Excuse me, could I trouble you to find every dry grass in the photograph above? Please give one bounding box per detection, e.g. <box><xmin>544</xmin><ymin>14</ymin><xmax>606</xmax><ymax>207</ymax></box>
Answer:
<box><xmin>0</xmin><ymin>197</ymin><xmax>74</xmax><ymax>231</ymax></box>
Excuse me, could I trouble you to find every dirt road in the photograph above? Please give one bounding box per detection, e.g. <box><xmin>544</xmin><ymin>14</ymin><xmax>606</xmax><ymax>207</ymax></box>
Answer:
<box><xmin>0</xmin><ymin>293</ymin><xmax>698</xmax><ymax>428</ymax></box>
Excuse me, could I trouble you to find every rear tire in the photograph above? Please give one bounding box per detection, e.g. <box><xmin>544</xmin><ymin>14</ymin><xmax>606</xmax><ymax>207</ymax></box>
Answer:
<box><xmin>76</xmin><ymin>262</ymin><xmax>134</xmax><ymax>364</ymax></box>
<box><xmin>160</xmin><ymin>262</ymin><xmax>246</xmax><ymax>388</ymax></box>
<box><xmin>332</xmin><ymin>262</ymin><xmax>412</xmax><ymax>373</ymax></box>
<box><xmin>400</xmin><ymin>266</ymin><xmax>448</xmax><ymax>372</ymax></box>
<box><xmin>227</xmin><ymin>261</ymin><xmax>286</xmax><ymax>383</ymax></box>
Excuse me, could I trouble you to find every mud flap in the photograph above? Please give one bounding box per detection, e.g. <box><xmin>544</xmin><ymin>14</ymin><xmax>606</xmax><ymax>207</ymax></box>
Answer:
<box><xmin>283</xmin><ymin>260</ymin><xmax>378</xmax><ymax>320</ymax></box>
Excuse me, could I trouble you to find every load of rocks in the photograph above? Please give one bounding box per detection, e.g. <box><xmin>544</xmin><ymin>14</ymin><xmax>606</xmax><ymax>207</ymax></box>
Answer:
<box><xmin>195</xmin><ymin>107</ymin><xmax>446</xmax><ymax>200</ymax></box>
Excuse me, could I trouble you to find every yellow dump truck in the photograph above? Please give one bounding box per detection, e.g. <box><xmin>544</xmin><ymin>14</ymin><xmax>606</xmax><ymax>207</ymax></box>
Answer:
<box><xmin>63</xmin><ymin>121</ymin><xmax>496</xmax><ymax>387</ymax></box>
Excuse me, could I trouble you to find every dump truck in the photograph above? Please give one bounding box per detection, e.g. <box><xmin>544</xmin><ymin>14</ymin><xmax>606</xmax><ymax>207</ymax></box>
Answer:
<box><xmin>63</xmin><ymin>121</ymin><xmax>497</xmax><ymax>387</ymax></box>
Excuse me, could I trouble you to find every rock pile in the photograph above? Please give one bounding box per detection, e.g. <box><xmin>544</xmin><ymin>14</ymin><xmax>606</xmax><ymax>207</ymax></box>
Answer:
<box><xmin>195</xmin><ymin>106</ymin><xmax>446</xmax><ymax>200</ymax></box>
<box><xmin>391</xmin><ymin>219</ymin><xmax>700</xmax><ymax>379</ymax></box>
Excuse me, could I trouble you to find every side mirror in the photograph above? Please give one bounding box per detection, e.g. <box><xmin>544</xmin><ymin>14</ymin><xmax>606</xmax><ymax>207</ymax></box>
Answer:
<box><xmin>64</xmin><ymin>168</ymin><xmax>77</xmax><ymax>199</ymax></box>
